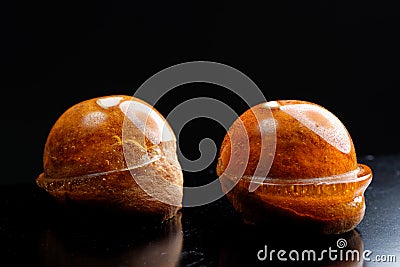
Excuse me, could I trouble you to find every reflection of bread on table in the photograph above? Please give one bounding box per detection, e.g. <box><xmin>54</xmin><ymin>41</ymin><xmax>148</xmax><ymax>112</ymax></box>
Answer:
<box><xmin>41</xmin><ymin>213</ymin><xmax>183</xmax><ymax>267</ymax></box>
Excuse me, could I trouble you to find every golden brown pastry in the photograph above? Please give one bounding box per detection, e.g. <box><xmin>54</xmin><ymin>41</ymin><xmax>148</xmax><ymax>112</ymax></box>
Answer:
<box><xmin>37</xmin><ymin>95</ymin><xmax>183</xmax><ymax>222</ymax></box>
<box><xmin>217</xmin><ymin>100</ymin><xmax>372</xmax><ymax>234</ymax></box>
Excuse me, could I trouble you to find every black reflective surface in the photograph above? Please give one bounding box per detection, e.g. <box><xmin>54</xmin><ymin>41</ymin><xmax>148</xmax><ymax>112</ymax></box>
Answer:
<box><xmin>1</xmin><ymin>154</ymin><xmax>399</xmax><ymax>266</ymax></box>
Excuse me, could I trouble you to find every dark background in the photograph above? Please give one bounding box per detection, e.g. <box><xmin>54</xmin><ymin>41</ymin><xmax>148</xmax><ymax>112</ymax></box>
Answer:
<box><xmin>1</xmin><ymin>1</ymin><xmax>399</xmax><ymax>184</ymax></box>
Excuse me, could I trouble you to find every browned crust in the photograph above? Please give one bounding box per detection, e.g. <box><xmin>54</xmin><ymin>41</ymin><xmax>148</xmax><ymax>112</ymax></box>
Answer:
<box><xmin>37</xmin><ymin>157</ymin><xmax>183</xmax><ymax>221</ymax></box>
<box><xmin>217</xmin><ymin>100</ymin><xmax>370</xmax><ymax>234</ymax></box>
<box><xmin>37</xmin><ymin>95</ymin><xmax>183</xmax><ymax>221</ymax></box>
<box><xmin>224</xmin><ymin>180</ymin><xmax>365</xmax><ymax>235</ymax></box>
<box><xmin>217</xmin><ymin>100</ymin><xmax>357</xmax><ymax>179</ymax></box>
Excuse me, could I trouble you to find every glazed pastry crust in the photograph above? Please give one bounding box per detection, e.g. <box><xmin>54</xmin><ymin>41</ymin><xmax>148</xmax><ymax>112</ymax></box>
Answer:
<box><xmin>37</xmin><ymin>95</ymin><xmax>183</xmax><ymax>221</ymax></box>
<box><xmin>217</xmin><ymin>100</ymin><xmax>371</xmax><ymax>234</ymax></box>
<box><xmin>220</xmin><ymin>166</ymin><xmax>371</xmax><ymax>234</ymax></box>
<box><xmin>217</xmin><ymin>100</ymin><xmax>357</xmax><ymax>179</ymax></box>
<box><xmin>37</xmin><ymin>157</ymin><xmax>183</xmax><ymax>221</ymax></box>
